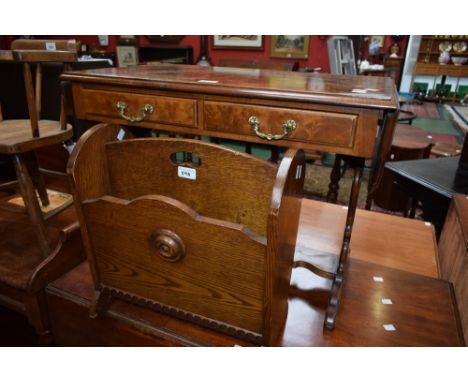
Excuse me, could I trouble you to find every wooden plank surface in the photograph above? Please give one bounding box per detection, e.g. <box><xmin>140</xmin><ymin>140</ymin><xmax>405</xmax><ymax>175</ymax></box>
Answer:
<box><xmin>46</xmin><ymin>255</ymin><xmax>463</xmax><ymax>346</ymax></box>
<box><xmin>296</xmin><ymin>198</ymin><xmax>440</xmax><ymax>278</ymax></box>
<box><xmin>44</xmin><ymin>199</ymin><xmax>464</xmax><ymax>346</ymax></box>
<box><xmin>0</xmin><ymin>120</ymin><xmax>73</xmax><ymax>154</ymax></box>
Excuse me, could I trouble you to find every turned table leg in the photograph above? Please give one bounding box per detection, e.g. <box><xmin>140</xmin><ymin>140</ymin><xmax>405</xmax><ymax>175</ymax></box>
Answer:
<box><xmin>326</xmin><ymin>154</ymin><xmax>343</xmax><ymax>203</ymax></box>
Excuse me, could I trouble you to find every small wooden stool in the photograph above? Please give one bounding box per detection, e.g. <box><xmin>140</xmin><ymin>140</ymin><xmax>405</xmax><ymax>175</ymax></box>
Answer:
<box><xmin>0</xmin><ymin>40</ymin><xmax>76</xmax><ymax>256</ymax></box>
<box><xmin>431</xmin><ymin>141</ymin><xmax>462</xmax><ymax>157</ymax></box>
<box><xmin>372</xmin><ymin>124</ymin><xmax>433</xmax><ymax>214</ymax></box>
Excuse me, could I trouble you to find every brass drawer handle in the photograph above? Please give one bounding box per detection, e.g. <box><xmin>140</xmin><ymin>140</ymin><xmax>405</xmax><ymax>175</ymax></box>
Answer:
<box><xmin>116</xmin><ymin>101</ymin><xmax>154</xmax><ymax>123</ymax></box>
<box><xmin>248</xmin><ymin>116</ymin><xmax>297</xmax><ymax>141</ymax></box>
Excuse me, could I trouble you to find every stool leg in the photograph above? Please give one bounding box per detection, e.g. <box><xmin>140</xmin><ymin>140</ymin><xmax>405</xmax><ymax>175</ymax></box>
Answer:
<box><xmin>25</xmin><ymin>151</ymin><xmax>49</xmax><ymax>207</ymax></box>
<box><xmin>12</xmin><ymin>153</ymin><xmax>50</xmax><ymax>257</ymax></box>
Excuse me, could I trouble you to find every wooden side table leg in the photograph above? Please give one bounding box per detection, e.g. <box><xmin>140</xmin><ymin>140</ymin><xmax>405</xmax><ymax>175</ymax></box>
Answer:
<box><xmin>326</xmin><ymin>154</ymin><xmax>342</xmax><ymax>203</ymax></box>
<box><xmin>325</xmin><ymin>158</ymin><xmax>364</xmax><ymax>330</ymax></box>
<box><xmin>12</xmin><ymin>153</ymin><xmax>51</xmax><ymax>257</ymax></box>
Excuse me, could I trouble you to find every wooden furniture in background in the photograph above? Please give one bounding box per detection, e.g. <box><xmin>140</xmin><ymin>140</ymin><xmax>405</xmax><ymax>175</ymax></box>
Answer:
<box><xmin>383</xmin><ymin>56</ymin><xmax>404</xmax><ymax>89</ymax></box>
<box><xmin>0</xmin><ymin>39</ymin><xmax>76</xmax><ymax>256</ymax></box>
<box><xmin>438</xmin><ymin>193</ymin><xmax>468</xmax><ymax>344</ymax></box>
<box><xmin>68</xmin><ymin>124</ymin><xmax>305</xmax><ymax>345</ymax></box>
<box><xmin>412</xmin><ymin>35</ymin><xmax>468</xmax><ymax>102</ymax></box>
<box><xmin>431</xmin><ymin>141</ymin><xmax>462</xmax><ymax>157</ymax></box>
<box><xmin>62</xmin><ymin>63</ymin><xmax>398</xmax><ymax>329</ymax></box>
<box><xmin>43</xmin><ymin>198</ymin><xmax>463</xmax><ymax>346</ymax></box>
<box><xmin>0</xmin><ymin>204</ymin><xmax>84</xmax><ymax>344</ymax></box>
<box><xmin>372</xmin><ymin>124</ymin><xmax>433</xmax><ymax>215</ymax></box>
<box><xmin>139</xmin><ymin>45</ymin><xmax>193</xmax><ymax>64</ymax></box>
<box><xmin>386</xmin><ymin>156</ymin><xmax>468</xmax><ymax>237</ymax></box>
<box><xmin>0</xmin><ymin>39</ymin><xmax>84</xmax><ymax>344</ymax></box>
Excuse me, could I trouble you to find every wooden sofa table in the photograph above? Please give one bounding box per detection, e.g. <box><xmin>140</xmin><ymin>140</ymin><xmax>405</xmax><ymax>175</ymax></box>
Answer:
<box><xmin>61</xmin><ymin>64</ymin><xmax>398</xmax><ymax>329</ymax></box>
<box><xmin>44</xmin><ymin>199</ymin><xmax>464</xmax><ymax>346</ymax></box>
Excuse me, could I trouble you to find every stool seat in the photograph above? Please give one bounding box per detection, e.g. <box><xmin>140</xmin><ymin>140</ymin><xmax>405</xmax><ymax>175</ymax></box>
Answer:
<box><xmin>0</xmin><ymin>120</ymin><xmax>73</xmax><ymax>154</ymax></box>
<box><xmin>431</xmin><ymin>141</ymin><xmax>462</xmax><ymax>157</ymax></box>
<box><xmin>393</xmin><ymin>123</ymin><xmax>433</xmax><ymax>150</ymax></box>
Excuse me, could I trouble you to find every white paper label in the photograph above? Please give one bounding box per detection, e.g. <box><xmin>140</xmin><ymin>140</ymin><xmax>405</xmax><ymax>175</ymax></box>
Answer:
<box><xmin>45</xmin><ymin>42</ymin><xmax>56</xmax><ymax>51</ymax></box>
<box><xmin>383</xmin><ymin>324</ymin><xmax>396</xmax><ymax>331</ymax></box>
<box><xmin>178</xmin><ymin>166</ymin><xmax>196</xmax><ymax>180</ymax></box>
<box><xmin>381</xmin><ymin>298</ymin><xmax>393</xmax><ymax>305</ymax></box>
<box><xmin>197</xmin><ymin>79</ymin><xmax>219</xmax><ymax>84</ymax></box>
<box><xmin>117</xmin><ymin>128</ymin><xmax>126</xmax><ymax>141</ymax></box>
<box><xmin>373</xmin><ymin>276</ymin><xmax>384</xmax><ymax>282</ymax></box>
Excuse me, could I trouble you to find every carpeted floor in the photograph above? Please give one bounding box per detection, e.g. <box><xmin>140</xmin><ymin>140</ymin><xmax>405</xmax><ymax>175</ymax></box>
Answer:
<box><xmin>262</xmin><ymin>101</ymin><xmax>465</xmax><ymax>214</ymax></box>
<box><xmin>444</xmin><ymin>104</ymin><xmax>468</xmax><ymax>132</ymax></box>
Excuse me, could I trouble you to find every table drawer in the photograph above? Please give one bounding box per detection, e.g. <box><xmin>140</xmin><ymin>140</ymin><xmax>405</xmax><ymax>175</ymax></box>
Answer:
<box><xmin>74</xmin><ymin>86</ymin><xmax>197</xmax><ymax>128</ymax></box>
<box><xmin>204</xmin><ymin>101</ymin><xmax>357</xmax><ymax>149</ymax></box>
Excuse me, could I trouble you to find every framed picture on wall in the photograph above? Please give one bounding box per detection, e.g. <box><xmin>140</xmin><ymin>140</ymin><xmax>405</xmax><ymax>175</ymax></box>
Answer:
<box><xmin>270</xmin><ymin>35</ymin><xmax>310</xmax><ymax>58</ymax></box>
<box><xmin>212</xmin><ymin>35</ymin><xmax>263</xmax><ymax>50</ymax></box>
<box><xmin>369</xmin><ymin>35</ymin><xmax>385</xmax><ymax>48</ymax></box>
<box><xmin>116</xmin><ymin>45</ymin><xmax>139</xmax><ymax>67</ymax></box>
<box><xmin>117</xmin><ymin>35</ymin><xmax>138</xmax><ymax>46</ymax></box>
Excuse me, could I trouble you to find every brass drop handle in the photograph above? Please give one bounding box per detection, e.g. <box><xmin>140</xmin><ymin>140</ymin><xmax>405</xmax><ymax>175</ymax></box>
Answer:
<box><xmin>248</xmin><ymin>116</ymin><xmax>297</xmax><ymax>141</ymax></box>
<box><xmin>116</xmin><ymin>101</ymin><xmax>154</xmax><ymax>123</ymax></box>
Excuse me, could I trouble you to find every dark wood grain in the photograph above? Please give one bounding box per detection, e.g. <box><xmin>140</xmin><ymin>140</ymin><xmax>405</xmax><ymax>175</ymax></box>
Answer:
<box><xmin>0</xmin><ymin>204</ymin><xmax>83</xmax><ymax>344</ymax></box>
<box><xmin>62</xmin><ymin>63</ymin><xmax>398</xmax><ymax>109</ymax></box>
<box><xmin>63</xmin><ymin>63</ymin><xmax>397</xmax><ymax>334</ymax></box>
<box><xmin>297</xmin><ymin>199</ymin><xmax>440</xmax><ymax>278</ymax></box>
<box><xmin>45</xmin><ymin>243</ymin><xmax>463</xmax><ymax>346</ymax></box>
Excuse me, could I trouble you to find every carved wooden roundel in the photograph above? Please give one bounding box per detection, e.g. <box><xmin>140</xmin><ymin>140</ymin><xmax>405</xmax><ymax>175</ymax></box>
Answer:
<box><xmin>150</xmin><ymin>229</ymin><xmax>186</xmax><ymax>262</ymax></box>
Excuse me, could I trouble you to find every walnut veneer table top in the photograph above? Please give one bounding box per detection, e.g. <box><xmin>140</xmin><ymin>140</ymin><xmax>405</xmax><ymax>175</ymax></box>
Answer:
<box><xmin>62</xmin><ymin>63</ymin><xmax>398</xmax><ymax>110</ymax></box>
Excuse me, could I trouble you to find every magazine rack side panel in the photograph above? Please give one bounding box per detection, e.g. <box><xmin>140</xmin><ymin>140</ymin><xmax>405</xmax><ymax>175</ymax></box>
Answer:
<box><xmin>105</xmin><ymin>138</ymin><xmax>278</xmax><ymax>237</ymax></box>
<box><xmin>264</xmin><ymin>148</ymin><xmax>305</xmax><ymax>344</ymax></box>
<box><xmin>81</xmin><ymin>195</ymin><xmax>267</xmax><ymax>341</ymax></box>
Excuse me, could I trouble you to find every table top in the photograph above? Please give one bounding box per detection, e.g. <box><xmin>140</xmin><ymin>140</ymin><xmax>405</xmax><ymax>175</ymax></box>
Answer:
<box><xmin>46</xmin><ymin>199</ymin><xmax>464</xmax><ymax>346</ymax></box>
<box><xmin>297</xmin><ymin>199</ymin><xmax>439</xmax><ymax>278</ymax></box>
<box><xmin>386</xmin><ymin>156</ymin><xmax>467</xmax><ymax>198</ymax></box>
<box><xmin>61</xmin><ymin>63</ymin><xmax>399</xmax><ymax>110</ymax></box>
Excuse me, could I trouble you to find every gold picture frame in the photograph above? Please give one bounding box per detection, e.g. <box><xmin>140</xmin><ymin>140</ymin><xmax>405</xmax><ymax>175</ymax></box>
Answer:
<box><xmin>116</xmin><ymin>45</ymin><xmax>139</xmax><ymax>68</ymax></box>
<box><xmin>212</xmin><ymin>35</ymin><xmax>263</xmax><ymax>50</ymax></box>
<box><xmin>270</xmin><ymin>35</ymin><xmax>310</xmax><ymax>59</ymax></box>
<box><xmin>369</xmin><ymin>35</ymin><xmax>385</xmax><ymax>48</ymax></box>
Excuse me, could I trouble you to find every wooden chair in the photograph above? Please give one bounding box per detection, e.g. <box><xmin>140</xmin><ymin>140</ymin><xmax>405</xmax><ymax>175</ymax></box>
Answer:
<box><xmin>0</xmin><ymin>39</ymin><xmax>77</xmax><ymax>257</ymax></box>
<box><xmin>0</xmin><ymin>39</ymin><xmax>85</xmax><ymax>345</ymax></box>
<box><xmin>68</xmin><ymin>123</ymin><xmax>305</xmax><ymax>345</ymax></box>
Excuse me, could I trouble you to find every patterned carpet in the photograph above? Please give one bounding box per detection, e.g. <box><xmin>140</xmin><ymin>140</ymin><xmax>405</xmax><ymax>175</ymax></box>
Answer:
<box><xmin>402</xmin><ymin>102</ymin><xmax>440</xmax><ymax>119</ymax></box>
<box><xmin>303</xmin><ymin>101</ymin><xmax>466</xmax><ymax>214</ymax></box>
<box><xmin>444</xmin><ymin>104</ymin><xmax>468</xmax><ymax>132</ymax></box>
